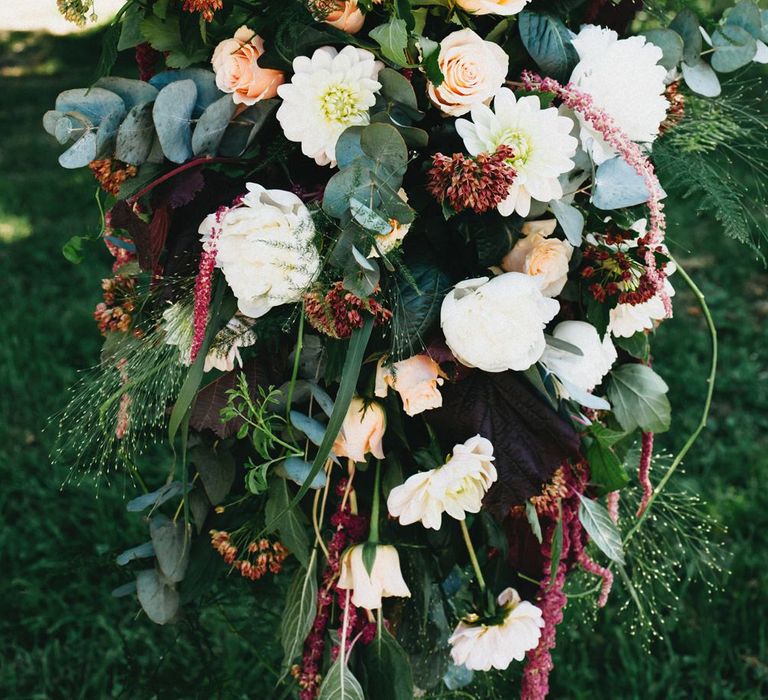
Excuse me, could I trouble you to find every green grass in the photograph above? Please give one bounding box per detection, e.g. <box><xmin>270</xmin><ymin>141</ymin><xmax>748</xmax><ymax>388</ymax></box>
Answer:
<box><xmin>1</xmin><ymin>29</ymin><xmax>766</xmax><ymax>700</ymax></box>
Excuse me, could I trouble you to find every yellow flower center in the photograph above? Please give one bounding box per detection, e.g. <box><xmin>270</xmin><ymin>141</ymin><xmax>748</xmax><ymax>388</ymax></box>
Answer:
<box><xmin>496</xmin><ymin>129</ymin><xmax>533</xmax><ymax>169</ymax></box>
<box><xmin>319</xmin><ymin>83</ymin><xmax>364</xmax><ymax>124</ymax></box>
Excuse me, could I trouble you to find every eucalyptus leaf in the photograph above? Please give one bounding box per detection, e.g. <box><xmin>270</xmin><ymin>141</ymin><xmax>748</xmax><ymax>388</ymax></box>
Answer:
<box><xmin>218</xmin><ymin>99</ymin><xmax>278</xmax><ymax>157</ymax></box>
<box><xmin>192</xmin><ymin>94</ymin><xmax>237</xmax><ymax>156</ymax></box>
<box><xmin>578</xmin><ymin>495</ymin><xmax>625</xmax><ymax>564</ymax></box>
<box><xmin>711</xmin><ymin>24</ymin><xmax>757</xmax><ymax>72</ymax></box>
<box><xmin>94</xmin><ymin>77</ymin><xmax>158</xmax><ymax>109</ymax></box>
<box><xmin>350</xmin><ymin>198</ymin><xmax>393</xmax><ymax>234</ymax></box>
<box><xmin>548</xmin><ymin>199</ymin><xmax>584</xmax><ymax>246</ymax></box>
<box><xmin>153</xmin><ymin>79</ymin><xmax>197</xmax><ymax>163</ymax></box>
<box><xmin>116</xmin><ymin>541</ymin><xmax>155</xmax><ymax>566</ymax></box>
<box><xmin>116</xmin><ymin>102</ymin><xmax>155</xmax><ymax>165</ymax></box>
<box><xmin>681</xmin><ymin>60</ymin><xmax>721</xmax><ymax>97</ymax></box>
<box><xmin>55</xmin><ymin>87</ymin><xmax>125</xmax><ymax>124</ymax></box>
<box><xmin>671</xmin><ymin>9</ymin><xmax>703</xmax><ymax>64</ymax></box>
<box><xmin>136</xmin><ymin>568</ymin><xmax>179</xmax><ymax>625</ymax></box>
<box><xmin>643</xmin><ymin>28</ymin><xmax>684</xmax><ymax>70</ymax></box>
<box><xmin>723</xmin><ymin>0</ymin><xmax>763</xmax><ymax>41</ymax></box>
<box><xmin>149</xmin><ymin>69</ymin><xmax>223</xmax><ymax>114</ymax></box>
<box><xmin>58</xmin><ymin>129</ymin><xmax>97</xmax><ymax>169</ymax></box>
<box><xmin>150</xmin><ymin>515</ymin><xmax>191</xmax><ymax>583</ymax></box>
<box><xmin>276</xmin><ymin>456</ymin><xmax>328</xmax><ymax>489</ymax></box>
<box><xmin>290</xmin><ymin>411</ymin><xmax>327</xmax><ymax>447</ymax></box>
<box><xmin>593</xmin><ymin>156</ymin><xmax>665</xmax><ymax>210</ymax></box>
<box><xmin>607</xmin><ymin>364</ymin><xmax>671</xmax><ymax>434</ymax></box>
<box><xmin>126</xmin><ymin>481</ymin><xmax>187</xmax><ymax>512</ymax></box>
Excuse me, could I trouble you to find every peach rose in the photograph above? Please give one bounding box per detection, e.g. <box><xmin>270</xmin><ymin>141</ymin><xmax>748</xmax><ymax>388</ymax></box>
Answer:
<box><xmin>332</xmin><ymin>397</ymin><xmax>386</xmax><ymax>463</ymax></box>
<box><xmin>211</xmin><ymin>26</ymin><xmax>285</xmax><ymax>106</ymax></box>
<box><xmin>427</xmin><ymin>28</ymin><xmax>509</xmax><ymax>117</ymax></box>
<box><xmin>501</xmin><ymin>219</ymin><xmax>573</xmax><ymax>297</ymax></box>
<box><xmin>455</xmin><ymin>0</ymin><xmax>531</xmax><ymax>16</ymax></box>
<box><xmin>374</xmin><ymin>355</ymin><xmax>447</xmax><ymax>417</ymax></box>
<box><xmin>324</xmin><ymin>0</ymin><xmax>365</xmax><ymax>34</ymax></box>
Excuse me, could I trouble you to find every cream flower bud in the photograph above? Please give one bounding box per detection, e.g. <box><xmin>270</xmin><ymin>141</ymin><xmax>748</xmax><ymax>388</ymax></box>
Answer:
<box><xmin>332</xmin><ymin>397</ymin><xmax>386</xmax><ymax>463</ymax></box>
<box><xmin>449</xmin><ymin>588</ymin><xmax>544</xmax><ymax>671</ymax></box>
<box><xmin>427</xmin><ymin>28</ymin><xmax>509</xmax><ymax>117</ymax></box>
<box><xmin>323</xmin><ymin>0</ymin><xmax>365</xmax><ymax>34</ymax></box>
<box><xmin>337</xmin><ymin>544</ymin><xmax>411</xmax><ymax>610</ymax></box>
<box><xmin>387</xmin><ymin>435</ymin><xmax>496</xmax><ymax>530</ymax></box>
<box><xmin>455</xmin><ymin>0</ymin><xmax>531</xmax><ymax>16</ymax></box>
<box><xmin>211</xmin><ymin>27</ymin><xmax>285</xmax><ymax>106</ymax></box>
<box><xmin>441</xmin><ymin>274</ymin><xmax>560</xmax><ymax>372</ymax></box>
<box><xmin>502</xmin><ymin>219</ymin><xmax>573</xmax><ymax>297</ymax></box>
<box><xmin>374</xmin><ymin>355</ymin><xmax>447</xmax><ymax>417</ymax></box>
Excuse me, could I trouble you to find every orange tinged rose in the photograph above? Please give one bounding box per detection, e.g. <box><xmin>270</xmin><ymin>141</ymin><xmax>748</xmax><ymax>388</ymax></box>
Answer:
<box><xmin>324</xmin><ymin>0</ymin><xmax>365</xmax><ymax>34</ymax></box>
<box><xmin>332</xmin><ymin>397</ymin><xmax>386</xmax><ymax>463</ymax></box>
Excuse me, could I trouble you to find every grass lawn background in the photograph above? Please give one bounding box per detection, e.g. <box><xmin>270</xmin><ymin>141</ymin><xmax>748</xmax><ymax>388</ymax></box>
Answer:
<box><xmin>1</xmin><ymin>28</ymin><xmax>766</xmax><ymax>700</ymax></box>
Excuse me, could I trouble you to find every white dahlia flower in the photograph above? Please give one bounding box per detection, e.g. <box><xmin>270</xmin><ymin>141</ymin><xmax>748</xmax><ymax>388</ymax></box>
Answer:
<box><xmin>449</xmin><ymin>588</ymin><xmax>544</xmax><ymax>671</ymax></box>
<box><xmin>276</xmin><ymin>46</ymin><xmax>383</xmax><ymax>166</ymax></box>
<box><xmin>455</xmin><ymin>88</ymin><xmax>578</xmax><ymax>217</ymax></box>
<box><xmin>541</xmin><ymin>320</ymin><xmax>617</xmax><ymax>398</ymax></box>
<box><xmin>387</xmin><ymin>435</ymin><xmax>496</xmax><ymax>530</ymax></box>
<box><xmin>199</xmin><ymin>184</ymin><xmax>321</xmax><ymax>318</ymax></box>
<box><xmin>441</xmin><ymin>273</ymin><xmax>560</xmax><ymax>372</ymax></box>
<box><xmin>569</xmin><ymin>25</ymin><xmax>668</xmax><ymax>164</ymax></box>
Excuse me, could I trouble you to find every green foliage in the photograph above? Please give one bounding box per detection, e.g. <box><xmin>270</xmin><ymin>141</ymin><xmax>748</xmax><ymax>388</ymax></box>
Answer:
<box><xmin>518</xmin><ymin>11</ymin><xmax>578</xmax><ymax>83</ymax></box>
<box><xmin>577</xmin><ymin>494</ymin><xmax>626</xmax><ymax>564</ymax></box>
<box><xmin>607</xmin><ymin>364</ymin><xmax>672</xmax><ymax>434</ymax></box>
<box><xmin>280</xmin><ymin>551</ymin><xmax>318</xmax><ymax>673</ymax></box>
<box><xmin>361</xmin><ymin>627</ymin><xmax>415</xmax><ymax>700</ymax></box>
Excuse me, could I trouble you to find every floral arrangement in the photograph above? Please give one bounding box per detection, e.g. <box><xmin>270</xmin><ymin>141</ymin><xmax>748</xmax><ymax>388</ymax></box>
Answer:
<box><xmin>47</xmin><ymin>0</ymin><xmax>766</xmax><ymax>697</ymax></box>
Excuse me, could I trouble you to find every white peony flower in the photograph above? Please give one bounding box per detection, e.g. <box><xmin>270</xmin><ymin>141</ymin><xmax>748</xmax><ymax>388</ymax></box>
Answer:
<box><xmin>199</xmin><ymin>184</ymin><xmax>321</xmax><ymax>318</ymax></box>
<box><xmin>455</xmin><ymin>88</ymin><xmax>578</xmax><ymax>217</ymax></box>
<box><xmin>162</xmin><ymin>302</ymin><xmax>257</xmax><ymax>373</ymax></box>
<box><xmin>337</xmin><ymin>544</ymin><xmax>411</xmax><ymax>610</ymax></box>
<box><xmin>387</xmin><ymin>435</ymin><xmax>496</xmax><ymax>530</ymax></box>
<box><xmin>455</xmin><ymin>0</ymin><xmax>531</xmax><ymax>16</ymax></box>
<box><xmin>541</xmin><ymin>321</ymin><xmax>617</xmax><ymax>400</ymax></box>
<box><xmin>609</xmin><ymin>276</ymin><xmax>675</xmax><ymax>338</ymax></box>
<box><xmin>449</xmin><ymin>588</ymin><xmax>544</xmax><ymax>671</ymax></box>
<box><xmin>569</xmin><ymin>25</ymin><xmax>668</xmax><ymax>164</ymax></box>
<box><xmin>276</xmin><ymin>46</ymin><xmax>383</xmax><ymax>166</ymax></box>
<box><xmin>441</xmin><ymin>273</ymin><xmax>560</xmax><ymax>372</ymax></box>
<box><xmin>427</xmin><ymin>28</ymin><xmax>509</xmax><ymax>117</ymax></box>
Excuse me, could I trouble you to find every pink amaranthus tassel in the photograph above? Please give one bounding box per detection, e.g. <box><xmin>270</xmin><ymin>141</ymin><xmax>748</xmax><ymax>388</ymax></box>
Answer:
<box><xmin>636</xmin><ymin>431</ymin><xmax>655</xmax><ymax>516</ymax></box>
<box><xmin>521</xmin><ymin>72</ymin><xmax>672</xmax><ymax>317</ymax></box>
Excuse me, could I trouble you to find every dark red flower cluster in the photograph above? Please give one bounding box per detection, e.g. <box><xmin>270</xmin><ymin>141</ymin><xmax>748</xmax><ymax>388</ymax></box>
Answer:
<box><xmin>182</xmin><ymin>0</ymin><xmax>223</xmax><ymax>22</ymax></box>
<box><xmin>304</xmin><ymin>282</ymin><xmax>392</xmax><ymax>339</ymax></box>
<box><xmin>660</xmin><ymin>81</ymin><xmax>685</xmax><ymax>134</ymax></box>
<box><xmin>88</xmin><ymin>159</ymin><xmax>137</xmax><ymax>196</ymax></box>
<box><xmin>210</xmin><ymin>530</ymin><xmax>290</xmax><ymax>580</ymax></box>
<box><xmin>581</xmin><ymin>227</ymin><xmax>665</xmax><ymax>306</ymax></box>
<box><xmin>426</xmin><ymin>144</ymin><xmax>517</xmax><ymax>214</ymax></box>
<box><xmin>293</xmin><ymin>478</ymin><xmax>374</xmax><ymax>700</ymax></box>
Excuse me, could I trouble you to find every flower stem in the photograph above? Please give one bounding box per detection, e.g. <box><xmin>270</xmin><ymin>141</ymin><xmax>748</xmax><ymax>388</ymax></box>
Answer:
<box><xmin>460</xmin><ymin>519</ymin><xmax>486</xmax><ymax>594</ymax></box>
<box><xmin>368</xmin><ymin>459</ymin><xmax>381</xmax><ymax>543</ymax></box>
<box><xmin>623</xmin><ymin>256</ymin><xmax>718</xmax><ymax>545</ymax></box>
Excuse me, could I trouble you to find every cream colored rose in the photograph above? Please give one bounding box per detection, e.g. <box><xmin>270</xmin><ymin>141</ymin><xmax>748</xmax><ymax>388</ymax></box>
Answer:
<box><xmin>212</xmin><ymin>26</ymin><xmax>285</xmax><ymax>106</ymax></box>
<box><xmin>427</xmin><ymin>28</ymin><xmax>509</xmax><ymax>117</ymax></box>
<box><xmin>324</xmin><ymin>0</ymin><xmax>365</xmax><ymax>34</ymax></box>
<box><xmin>337</xmin><ymin>544</ymin><xmax>411</xmax><ymax>610</ymax></box>
<box><xmin>456</xmin><ymin>0</ymin><xmax>531</xmax><ymax>15</ymax></box>
<box><xmin>374</xmin><ymin>355</ymin><xmax>447</xmax><ymax>417</ymax></box>
<box><xmin>502</xmin><ymin>219</ymin><xmax>573</xmax><ymax>297</ymax></box>
<box><xmin>199</xmin><ymin>184</ymin><xmax>321</xmax><ymax>318</ymax></box>
<box><xmin>332</xmin><ymin>397</ymin><xmax>386</xmax><ymax>463</ymax></box>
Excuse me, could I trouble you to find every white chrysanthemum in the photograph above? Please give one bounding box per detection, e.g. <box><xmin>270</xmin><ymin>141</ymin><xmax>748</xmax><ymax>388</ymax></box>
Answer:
<box><xmin>569</xmin><ymin>25</ymin><xmax>668</xmax><ymax>164</ymax></box>
<box><xmin>162</xmin><ymin>303</ymin><xmax>257</xmax><ymax>373</ymax></box>
<box><xmin>276</xmin><ymin>46</ymin><xmax>383</xmax><ymax>166</ymax></box>
<box><xmin>199</xmin><ymin>184</ymin><xmax>321</xmax><ymax>318</ymax></box>
<box><xmin>387</xmin><ymin>435</ymin><xmax>496</xmax><ymax>530</ymax></box>
<box><xmin>449</xmin><ymin>588</ymin><xmax>544</xmax><ymax>671</ymax></box>
<box><xmin>441</xmin><ymin>273</ymin><xmax>560</xmax><ymax>372</ymax></box>
<box><xmin>541</xmin><ymin>320</ymin><xmax>617</xmax><ymax>398</ymax></box>
<box><xmin>609</xmin><ymin>277</ymin><xmax>676</xmax><ymax>338</ymax></box>
<box><xmin>455</xmin><ymin>88</ymin><xmax>577</xmax><ymax>217</ymax></box>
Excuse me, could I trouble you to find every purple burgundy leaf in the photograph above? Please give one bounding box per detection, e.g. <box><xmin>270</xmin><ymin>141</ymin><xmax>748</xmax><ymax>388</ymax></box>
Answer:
<box><xmin>426</xmin><ymin>370</ymin><xmax>581</xmax><ymax>516</ymax></box>
<box><xmin>166</xmin><ymin>169</ymin><xmax>206</xmax><ymax>209</ymax></box>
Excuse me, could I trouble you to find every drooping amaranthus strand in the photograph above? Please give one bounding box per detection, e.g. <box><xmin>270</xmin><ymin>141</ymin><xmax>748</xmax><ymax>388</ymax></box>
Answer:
<box><xmin>303</xmin><ymin>282</ymin><xmax>393</xmax><ymax>340</ymax></box>
<box><xmin>637</xmin><ymin>431</ymin><xmax>655</xmax><ymax>516</ymax></box>
<box><xmin>427</xmin><ymin>144</ymin><xmax>518</xmax><ymax>214</ymax></box>
<box><xmin>182</xmin><ymin>0</ymin><xmax>223</xmax><ymax>22</ymax></box>
<box><xmin>521</xmin><ymin>71</ymin><xmax>671</xmax><ymax>316</ymax></box>
<box><xmin>294</xmin><ymin>478</ymin><xmax>372</xmax><ymax>700</ymax></box>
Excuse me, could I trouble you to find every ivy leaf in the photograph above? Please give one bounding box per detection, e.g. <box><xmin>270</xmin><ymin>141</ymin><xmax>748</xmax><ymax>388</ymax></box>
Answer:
<box><xmin>280</xmin><ymin>551</ymin><xmax>318</xmax><ymax>675</ymax></box>
<box><xmin>370</xmin><ymin>18</ymin><xmax>410</xmax><ymax>67</ymax></box>
<box><xmin>607</xmin><ymin>364</ymin><xmax>671</xmax><ymax>434</ymax></box>
<box><xmin>362</xmin><ymin>627</ymin><xmax>414</xmax><ymax>700</ymax></box>
<box><xmin>427</xmin><ymin>371</ymin><xmax>581</xmax><ymax>514</ymax></box>
<box><xmin>578</xmin><ymin>495</ymin><xmax>625</xmax><ymax>564</ymax></box>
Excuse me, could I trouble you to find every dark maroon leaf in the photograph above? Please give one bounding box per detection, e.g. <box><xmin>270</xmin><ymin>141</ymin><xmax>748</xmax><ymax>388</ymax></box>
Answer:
<box><xmin>166</xmin><ymin>169</ymin><xmax>206</xmax><ymax>209</ymax></box>
<box><xmin>110</xmin><ymin>199</ymin><xmax>153</xmax><ymax>270</ymax></box>
<box><xmin>426</xmin><ymin>371</ymin><xmax>581</xmax><ymax>515</ymax></box>
<box><xmin>190</xmin><ymin>356</ymin><xmax>281</xmax><ymax>438</ymax></box>
<box><xmin>148</xmin><ymin>203</ymin><xmax>170</xmax><ymax>270</ymax></box>
<box><xmin>584</xmin><ymin>0</ymin><xmax>642</xmax><ymax>34</ymax></box>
